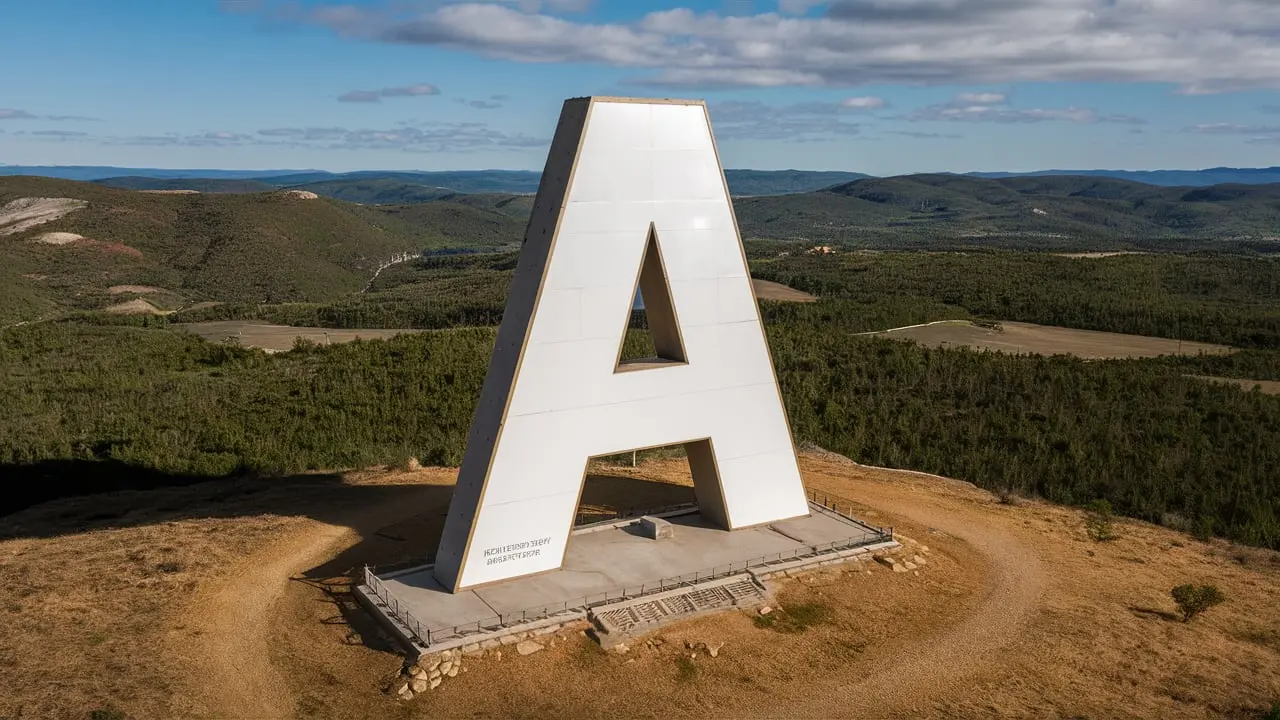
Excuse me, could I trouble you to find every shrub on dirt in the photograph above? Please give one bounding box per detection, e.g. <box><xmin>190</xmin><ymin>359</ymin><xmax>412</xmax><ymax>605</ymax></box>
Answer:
<box><xmin>675</xmin><ymin>656</ymin><xmax>698</xmax><ymax>683</ymax></box>
<box><xmin>1171</xmin><ymin>583</ymin><xmax>1225</xmax><ymax>622</ymax></box>
<box><xmin>996</xmin><ymin>487</ymin><xmax>1022</xmax><ymax>506</ymax></box>
<box><xmin>1085</xmin><ymin>499</ymin><xmax>1118</xmax><ymax>541</ymax></box>
<box><xmin>752</xmin><ymin>602</ymin><xmax>833</xmax><ymax>634</ymax></box>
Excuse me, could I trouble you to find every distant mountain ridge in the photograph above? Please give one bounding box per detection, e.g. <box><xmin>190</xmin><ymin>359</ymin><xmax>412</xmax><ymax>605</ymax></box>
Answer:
<box><xmin>83</xmin><ymin>169</ymin><xmax>872</xmax><ymax>199</ymax></box>
<box><xmin>6</xmin><ymin>164</ymin><xmax>1280</xmax><ymax>192</ymax></box>
<box><xmin>3</xmin><ymin>171</ymin><xmax>1278</xmax><ymax>326</ymax></box>
<box><xmin>966</xmin><ymin>167</ymin><xmax>1280</xmax><ymax>187</ymax></box>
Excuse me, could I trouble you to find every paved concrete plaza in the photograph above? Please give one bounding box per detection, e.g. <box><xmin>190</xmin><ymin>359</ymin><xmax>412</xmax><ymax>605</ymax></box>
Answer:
<box><xmin>376</xmin><ymin>503</ymin><xmax>884</xmax><ymax>639</ymax></box>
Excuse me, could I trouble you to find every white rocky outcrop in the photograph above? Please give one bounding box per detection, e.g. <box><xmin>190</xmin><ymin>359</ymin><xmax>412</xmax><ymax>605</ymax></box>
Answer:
<box><xmin>0</xmin><ymin>197</ymin><xmax>87</xmax><ymax>236</ymax></box>
<box><xmin>33</xmin><ymin>231</ymin><xmax>85</xmax><ymax>245</ymax></box>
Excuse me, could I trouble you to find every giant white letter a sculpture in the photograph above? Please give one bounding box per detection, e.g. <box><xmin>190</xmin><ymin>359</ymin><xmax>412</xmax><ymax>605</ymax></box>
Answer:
<box><xmin>434</xmin><ymin>97</ymin><xmax>810</xmax><ymax>592</ymax></box>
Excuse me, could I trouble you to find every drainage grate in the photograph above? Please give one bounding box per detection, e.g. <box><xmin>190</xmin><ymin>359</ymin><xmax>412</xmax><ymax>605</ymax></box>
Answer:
<box><xmin>590</xmin><ymin>574</ymin><xmax>766</xmax><ymax>636</ymax></box>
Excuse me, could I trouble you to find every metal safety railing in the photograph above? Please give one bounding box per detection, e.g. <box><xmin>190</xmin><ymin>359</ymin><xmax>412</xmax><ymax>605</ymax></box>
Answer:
<box><xmin>573</xmin><ymin>502</ymin><xmax>698</xmax><ymax>529</ymax></box>
<box><xmin>361</xmin><ymin>492</ymin><xmax>894</xmax><ymax>648</ymax></box>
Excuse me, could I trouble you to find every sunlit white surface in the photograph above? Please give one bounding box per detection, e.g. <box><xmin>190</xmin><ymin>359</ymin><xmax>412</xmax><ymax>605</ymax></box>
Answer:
<box><xmin>434</xmin><ymin>98</ymin><xmax>809</xmax><ymax>591</ymax></box>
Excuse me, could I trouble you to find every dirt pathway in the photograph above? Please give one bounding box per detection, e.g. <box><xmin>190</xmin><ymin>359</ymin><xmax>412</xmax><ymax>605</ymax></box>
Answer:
<box><xmin>175</xmin><ymin>461</ymin><xmax>1044</xmax><ymax>719</ymax></box>
<box><xmin>168</xmin><ymin>488</ymin><xmax>430</xmax><ymax>719</ymax></box>
<box><xmin>791</xmin><ymin>462</ymin><xmax>1048</xmax><ymax>717</ymax></box>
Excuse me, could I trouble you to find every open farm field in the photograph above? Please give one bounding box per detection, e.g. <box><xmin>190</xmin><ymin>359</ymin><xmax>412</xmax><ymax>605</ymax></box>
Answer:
<box><xmin>878</xmin><ymin>320</ymin><xmax>1233</xmax><ymax>359</ymax></box>
<box><xmin>1193</xmin><ymin>376</ymin><xmax>1280</xmax><ymax>396</ymax></box>
<box><xmin>177</xmin><ymin>321</ymin><xmax>428</xmax><ymax>352</ymax></box>
<box><xmin>752</xmin><ymin>278</ymin><xmax>817</xmax><ymax>302</ymax></box>
<box><xmin>1</xmin><ymin>453</ymin><xmax>1275</xmax><ymax>719</ymax></box>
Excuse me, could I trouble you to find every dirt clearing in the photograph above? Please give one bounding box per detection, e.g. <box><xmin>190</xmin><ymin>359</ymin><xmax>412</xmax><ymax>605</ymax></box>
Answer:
<box><xmin>881</xmin><ymin>320</ymin><xmax>1232</xmax><ymax>359</ymax></box>
<box><xmin>0</xmin><ymin>197</ymin><xmax>87</xmax><ymax>236</ymax></box>
<box><xmin>1054</xmin><ymin>251</ymin><xmax>1149</xmax><ymax>259</ymax></box>
<box><xmin>32</xmin><ymin>231</ymin><xmax>86</xmax><ymax>245</ymax></box>
<box><xmin>105</xmin><ymin>299</ymin><xmax>168</xmax><ymax>315</ymax></box>
<box><xmin>177</xmin><ymin>321</ymin><xmax>427</xmax><ymax>352</ymax></box>
<box><xmin>1193</xmin><ymin>375</ymin><xmax>1280</xmax><ymax>396</ymax></box>
<box><xmin>107</xmin><ymin>285</ymin><xmax>164</xmax><ymax>295</ymax></box>
<box><xmin>752</xmin><ymin>278</ymin><xmax>816</xmax><ymax>302</ymax></box>
<box><xmin>2</xmin><ymin>454</ymin><xmax>1275</xmax><ymax>719</ymax></box>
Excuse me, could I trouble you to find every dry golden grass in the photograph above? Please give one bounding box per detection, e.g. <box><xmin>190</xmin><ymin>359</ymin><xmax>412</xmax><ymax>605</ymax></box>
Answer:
<box><xmin>751</xmin><ymin>278</ymin><xmax>817</xmax><ymax>303</ymax></box>
<box><xmin>1193</xmin><ymin>375</ymin><xmax>1280</xmax><ymax>396</ymax></box>
<box><xmin>176</xmin><ymin>321</ymin><xmax>429</xmax><ymax>352</ymax></box>
<box><xmin>883</xmin><ymin>320</ymin><xmax>1232</xmax><ymax>359</ymax></box>
<box><xmin>1</xmin><ymin>455</ymin><xmax>1277</xmax><ymax>719</ymax></box>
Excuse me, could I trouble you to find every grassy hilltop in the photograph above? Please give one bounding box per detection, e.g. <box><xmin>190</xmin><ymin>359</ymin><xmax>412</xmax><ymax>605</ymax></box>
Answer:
<box><xmin>0</xmin><ymin>176</ymin><xmax>523</xmax><ymax>324</ymax></box>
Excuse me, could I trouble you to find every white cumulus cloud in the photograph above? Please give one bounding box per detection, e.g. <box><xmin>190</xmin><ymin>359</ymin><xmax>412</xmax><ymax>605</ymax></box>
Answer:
<box><xmin>841</xmin><ymin>96</ymin><xmax>886</xmax><ymax>109</ymax></box>
<box><xmin>248</xmin><ymin>0</ymin><xmax>1280</xmax><ymax>93</ymax></box>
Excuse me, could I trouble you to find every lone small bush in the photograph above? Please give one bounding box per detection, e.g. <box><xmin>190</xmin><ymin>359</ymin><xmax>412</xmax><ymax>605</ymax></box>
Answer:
<box><xmin>753</xmin><ymin>602</ymin><xmax>833</xmax><ymax>634</ymax></box>
<box><xmin>675</xmin><ymin>655</ymin><xmax>698</xmax><ymax>683</ymax></box>
<box><xmin>1085</xmin><ymin>498</ymin><xmax>1117</xmax><ymax>541</ymax></box>
<box><xmin>1171</xmin><ymin>583</ymin><xmax>1225</xmax><ymax>622</ymax></box>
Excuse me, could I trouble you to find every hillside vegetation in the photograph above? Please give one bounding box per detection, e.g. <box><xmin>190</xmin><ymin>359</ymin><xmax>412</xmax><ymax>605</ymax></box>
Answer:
<box><xmin>753</xmin><ymin>251</ymin><xmax>1280</xmax><ymax>349</ymax></box>
<box><xmin>735</xmin><ymin>174</ymin><xmax>1280</xmax><ymax>247</ymax></box>
<box><xmin>91</xmin><ymin>177</ymin><xmax>277</xmax><ymax>193</ymax></box>
<box><xmin>177</xmin><ymin>248</ymin><xmax>1280</xmax><ymax>353</ymax></box>
<box><xmin>2</xmin><ymin>317</ymin><xmax>1277</xmax><ymax>549</ymax></box>
<box><xmin>0</xmin><ymin>176</ymin><xmax>520</xmax><ymax>324</ymax></box>
<box><xmin>5</xmin><ymin>170</ymin><xmax>1280</xmax><ymax>551</ymax></box>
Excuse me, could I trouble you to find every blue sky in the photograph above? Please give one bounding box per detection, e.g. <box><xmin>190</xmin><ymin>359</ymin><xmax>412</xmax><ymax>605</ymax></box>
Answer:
<box><xmin>2</xmin><ymin>0</ymin><xmax>1279</xmax><ymax>174</ymax></box>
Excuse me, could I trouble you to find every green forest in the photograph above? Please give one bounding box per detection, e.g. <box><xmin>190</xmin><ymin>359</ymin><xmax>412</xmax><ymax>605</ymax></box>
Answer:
<box><xmin>3</xmin><ymin>311</ymin><xmax>1279</xmax><ymax>549</ymax></box>
<box><xmin>175</xmin><ymin>249</ymin><xmax>1280</xmax><ymax>350</ymax></box>
<box><xmin>4</xmin><ymin>173</ymin><xmax>1280</xmax><ymax>551</ymax></box>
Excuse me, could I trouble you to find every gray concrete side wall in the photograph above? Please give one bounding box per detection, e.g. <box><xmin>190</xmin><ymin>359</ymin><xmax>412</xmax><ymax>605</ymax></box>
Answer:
<box><xmin>433</xmin><ymin>98</ymin><xmax>592</xmax><ymax>591</ymax></box>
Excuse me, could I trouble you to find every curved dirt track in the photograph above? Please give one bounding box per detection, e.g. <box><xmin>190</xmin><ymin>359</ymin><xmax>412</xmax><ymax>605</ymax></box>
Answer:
<box><xmin>169</xmin><ymin>488</ymin><xmax>432</xmax><ymax>719</ymax></box>
<box><xmin>176</xmin><ymin>460</ymin><xmax>1043</xmax><ymax>719</ymax></box>
<box><xmin>793</xmin><ymin>461</ymin><xmax>1047</xmax><ymax>717</ymax></box>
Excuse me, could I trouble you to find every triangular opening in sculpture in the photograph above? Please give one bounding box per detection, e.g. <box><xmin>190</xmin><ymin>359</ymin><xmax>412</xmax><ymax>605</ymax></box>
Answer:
<box><xmin>616</xmin><ymin>222</ymin><xmax>688</xmax><ymax>372</ymax></box>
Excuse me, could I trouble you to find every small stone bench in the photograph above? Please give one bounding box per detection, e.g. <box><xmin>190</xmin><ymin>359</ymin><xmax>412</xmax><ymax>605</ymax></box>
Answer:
<box><xmin>638</xmin><ymin>516</ymin><xmax>674</xmax><ymax>540</ymax></box>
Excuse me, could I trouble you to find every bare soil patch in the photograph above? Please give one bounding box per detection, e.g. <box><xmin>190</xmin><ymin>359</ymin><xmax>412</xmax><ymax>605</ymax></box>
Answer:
<box><xmin>279</xmin><ymin>190</ymin><xmax>320</xmax><ymax>200</ymax></box>
<box><xmin>178</xmin><ymin>320</ymin><xmax>427</xmax><ymax>352</ymax></box>
<box><xmin>2</xmin><ymin>455</ymin><xmax>1275</xmax><ymax>719</ymax></box>
<box><xmin>105</xmin><ymin>299</ymin><xmax>168</xmax><ymax>316</ymax></box>
<box><xmin>883</xmin><ymin>320</ymin><xmax>1232</xmax><ymax>359</ymax></box>
<box><xmin>32</xmin><ymin>231</ymin><xmax>85</xmax><ymax>245</ymax></box>
<box><xmin>0</xmin><ymin>197</ymin><xmax>87</xmax><ymax>236</ymax></box>
<box><xmin>139</xmin><ymin>189</ymin><xmax>199</xmax><ymax>195</ymax></box>
<box><xmin>1054</xmin><ymin>251</ymin><xmax>1149</xmax><ymax>259</ymax></box>
<box><xmin>752</xmin><ymin>278</ymin><xmax>816</xmax><ymax>302</ymax></box>
<box><xmin>107</xmin><ymin>284</ymin><xmax>164</xmax><ymax>295</ymax></box>
<box><xmin>1192</xmin><ymin>375</ymin><xmax>1280</xmax><ymax>396</ymax></box>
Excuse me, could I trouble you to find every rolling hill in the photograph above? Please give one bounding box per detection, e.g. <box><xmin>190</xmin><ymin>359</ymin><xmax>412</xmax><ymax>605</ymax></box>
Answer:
<box><xmin>93</xmin><ymin>176</ymin><xmax>278</xmax><ymax>193</ymax></box>
<box><xmin>733</xmin><ymin>174</ymin><xmax>1280</xmax><ymax>248</ymax></box>
<box><xmin>969</xmin><ymin>166</ymin><xmax>1280</xmax><ymax>187</ymax></box>
<box><xmin>0</xmin><ymin>176</ymin><xmax>521</xmax><ymax>325</ymax></box>
<box><xmin>5</xmin><ymin>172</ymin><xmax>1280</xmax><ymax>326</ymax></box>
<box><xmin>77</xmin><ymin>168</ymin><xmax>872</xmax><ymax>200</ymax></box>
<box><xmin>12</xmin><ymin>163</ymin><xmax>1280</xmax><ymax>190</ymax></box>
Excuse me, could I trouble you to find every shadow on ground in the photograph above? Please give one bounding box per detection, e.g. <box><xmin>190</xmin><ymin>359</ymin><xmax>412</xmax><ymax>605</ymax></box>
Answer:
<box><xmin>0</xmin><ymin>460</ymin><xmax>695</xmax><ymax>547</ymax></box>
<box><xmin>2</xmin><ymin>459</ymin><xmax>700</xmax><ymax>654</ymax></box>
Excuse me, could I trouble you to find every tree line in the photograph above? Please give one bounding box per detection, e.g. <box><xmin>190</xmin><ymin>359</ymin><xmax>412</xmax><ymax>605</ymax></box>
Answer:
<box><xmin>2</xmin><ymin>317</ymin><xmax>1277</xmax><ymax>549</ymax></box>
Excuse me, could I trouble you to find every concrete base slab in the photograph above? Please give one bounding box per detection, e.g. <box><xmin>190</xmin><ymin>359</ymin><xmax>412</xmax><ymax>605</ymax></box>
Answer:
<box><xmin>366</xmin><ymin>501</ymin><xmax>890</xmax><ymax>649</ymax></box>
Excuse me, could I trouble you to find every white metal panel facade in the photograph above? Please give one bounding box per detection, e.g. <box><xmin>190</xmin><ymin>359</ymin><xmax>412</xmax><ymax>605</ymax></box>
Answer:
<box><xmin>433</xmin><ymin>97</ymin><xmax>810</xmax><ymax>592</ymax></box>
